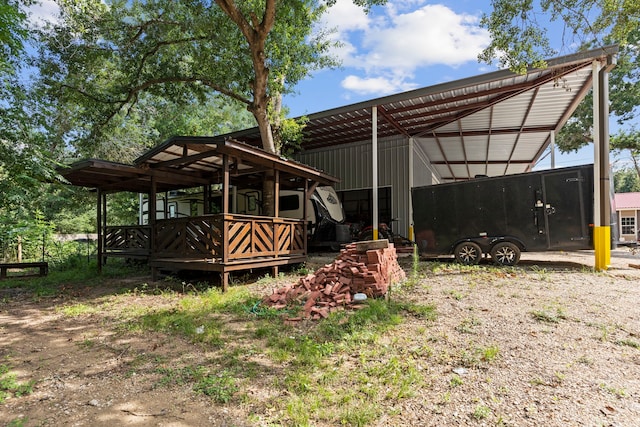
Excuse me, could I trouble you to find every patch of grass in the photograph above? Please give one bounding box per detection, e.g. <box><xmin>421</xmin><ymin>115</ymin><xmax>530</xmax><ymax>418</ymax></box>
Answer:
<box><xmin>531</xmin><ymin>305</ymin><xmax>567</xmax><ymax>323</ymax></box>
<box><xmin>59</xmin><ymin>303</ymin><xmax>98</xmax><ymax>317</ymax></box>
<box><xmin>446</xmin><ymin>289</ymin><xmax>465</xmax><ymax>300</ymax></box>
<box><xmin>472</xmin><ymin>404</ymin><xmax>491</xmax><ymax>420</ymax></box>
<box><xmin>600</xmin><ymin>383</ymin><xmax>627</xmax><ymax>398</ymax></box>
<box><xmin>77</xmin><ymin>338</ymin><xmax>96</xmax><ymax>349</ymax></box>
<box><xmin>7</xmin><ymin>418</ymin><xmax>28</xmax><ymax>427</ymax></box>
<box><xmin>0</xmin><ymin>364</ymin><xmax>35</xmax><ymax>403</ymax></box>
<box><xmin>155</xmin><ymin>366</ymin><xmax>238</xmax><ymax>403</ymax></box>
<box><xmin>455</xmin><ymin>316</ymin><xmax>481</xmax><ymax>334</ymax></box>
<box><xmin>576</xmin><ymin>355</ymin><xmax>593</xmax><ymax>365</ymax></box>
<box><xmin>0</xmin><ymin>259</ymin><xmax>147</xmax><ymax>298</ymax></box>
<box><xmin>481</xmin><ymin>345</ymin><xmax>500</xmax><ymax>362</ymax></box>
<box><xmin>450</xmin><ymin>374</ymin><xmax>464</xmax><ymax>387</ymax></box>
<box><xmin>530</xmin><ymin>265</ymin><xmax>550</xmax><ymax>281</ymax></box>
<box><xmin>337</xmin><ymin>399</ymin><xmax>381</xmax><ymax>426</ymax></box>
<box><xmin>139</xmin><ymin>309</ymin><xmax>224</xmax><ymax>346</ymax></box>
<box><xmin>615</xmin><ymin>339</ymin><xmax>640</xmax><ymax>349</ymax></box>
<box><xmin>363</xmin><ymin>355</ymin><xmax>423</xmax><ymax>399</ymax></box>
<box><xmin>459</xmin><ymin>344</ymin><xmax>500</xmax><ymax>368</ymax></box>
<box><xmin>396</xmin><ymin>302</ymin><xmax>437</xmax><ymax>320</ymax></box>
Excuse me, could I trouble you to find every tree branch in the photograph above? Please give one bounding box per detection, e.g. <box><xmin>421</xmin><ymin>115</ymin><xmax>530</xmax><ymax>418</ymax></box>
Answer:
<box><xmin>133</xmin><ymin>36</ymin><xmax>211</xmax><ymax>81</ymax></box>
<box><xmin>61</xmin><ymin>76</ymin><xmax>252</xmax><ymax>133</ymax></box>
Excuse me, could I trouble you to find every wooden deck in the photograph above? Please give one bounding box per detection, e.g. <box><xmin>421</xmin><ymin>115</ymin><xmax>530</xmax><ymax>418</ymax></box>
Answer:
<box><xmin>104</xmin><ymin>214</ymin><xmax>307</xmax><ymax>290</ymax></box>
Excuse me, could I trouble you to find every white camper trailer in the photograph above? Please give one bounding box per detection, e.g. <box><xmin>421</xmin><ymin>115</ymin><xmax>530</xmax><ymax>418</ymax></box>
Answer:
<box><xmin>141</xmin><ymin>186</ymin><xmax>351</xmax><ymax>250</ymax></box>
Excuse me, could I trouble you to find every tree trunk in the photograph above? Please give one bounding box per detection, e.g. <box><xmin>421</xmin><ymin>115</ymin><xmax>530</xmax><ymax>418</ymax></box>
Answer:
<box><xmin>632</xmin><ymin>152</ymin><xmax>640</xmax><ymax>181</ymax></box>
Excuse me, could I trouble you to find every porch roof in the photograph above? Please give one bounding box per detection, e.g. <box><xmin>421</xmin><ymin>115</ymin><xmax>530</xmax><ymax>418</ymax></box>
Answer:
<box><xmin>60</xmin><ymin>137</ymin><xmax>339</xmax><ymax>193</ymax></box>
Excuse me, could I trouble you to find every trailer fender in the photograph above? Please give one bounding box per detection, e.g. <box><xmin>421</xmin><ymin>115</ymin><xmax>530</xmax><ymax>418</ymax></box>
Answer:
<box><xmin>488</xmin><ymin>236</ymin><xmax>526</xmax><ymax>251</ymax></box>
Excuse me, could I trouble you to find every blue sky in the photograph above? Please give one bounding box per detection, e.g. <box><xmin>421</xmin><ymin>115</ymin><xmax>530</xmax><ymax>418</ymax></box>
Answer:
<box><xmin>280</xmin><ymin>0</ymin><xmax>598</xmax><ymax>169</ymax></box>
<box><xmin>27</xmin><ymin>0</ymin><xmax>602</xmax><ymax>168</ymax></box>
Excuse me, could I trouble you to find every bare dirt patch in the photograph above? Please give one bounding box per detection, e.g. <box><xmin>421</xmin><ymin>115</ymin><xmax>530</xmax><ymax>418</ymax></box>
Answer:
<box><xmin>1</xmin><ymin>249</ymin><xmax>640</xmax><ymax>426</ymax></box>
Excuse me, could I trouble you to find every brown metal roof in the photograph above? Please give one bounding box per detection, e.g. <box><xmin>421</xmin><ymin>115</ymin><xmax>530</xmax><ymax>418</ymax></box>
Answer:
<box><xmin>61</xmin><ymin>46</ymin><xmax>618</xmax><ymax>189</ymax></box>
<box><xmin>60</xmin><ymin>138</ymin><xmax>339</xmax><ymax>192</ymax></box>
<box><xmin>223</xmin><ymin>46</ymin><xmax>618</xmax><ymax>181</ymax></box>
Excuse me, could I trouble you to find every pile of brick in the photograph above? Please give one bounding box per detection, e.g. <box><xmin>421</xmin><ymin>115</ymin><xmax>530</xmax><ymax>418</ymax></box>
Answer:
<box><xmin>262</xmin><ymin>240</ymin><xmax>406</xmax><ymax>321</ymax></box>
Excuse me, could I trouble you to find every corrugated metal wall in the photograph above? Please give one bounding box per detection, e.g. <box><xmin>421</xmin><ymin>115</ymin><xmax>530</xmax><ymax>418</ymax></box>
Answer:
<box><xmin>296</xmin><ymin>136</ymin><xmax>417</xmax><ymax>238</ymax></box>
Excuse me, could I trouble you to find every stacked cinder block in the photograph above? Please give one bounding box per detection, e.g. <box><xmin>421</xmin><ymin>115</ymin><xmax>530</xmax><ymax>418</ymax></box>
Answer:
<box><xmin>262</xmin><ymin>240</ymin><xmax>406</xmax><ymax>321</ymax></box>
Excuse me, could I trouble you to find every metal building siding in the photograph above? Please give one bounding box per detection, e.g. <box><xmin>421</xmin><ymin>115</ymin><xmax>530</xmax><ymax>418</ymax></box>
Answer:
<box><xmin>297</xmin><ymin>141</ymin><xmax>372</xmax><ymax>191</ymax></box>
<box><xmin>295</xmin><ymin>137</ymin><xmax>414</xmax><ymax>237</ymax></box>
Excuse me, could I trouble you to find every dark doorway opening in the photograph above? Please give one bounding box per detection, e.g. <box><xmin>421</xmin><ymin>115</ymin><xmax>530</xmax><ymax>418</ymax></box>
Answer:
<box><xmin>338</xmin><ymin>187</ymin><xmax>392</xmax><ymax>227</ymax></box>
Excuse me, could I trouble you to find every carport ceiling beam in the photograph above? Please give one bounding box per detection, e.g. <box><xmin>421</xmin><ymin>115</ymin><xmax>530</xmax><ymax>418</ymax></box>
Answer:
<box><xmin>485</xmin><ymin>105</ymin><xmax>494</xmax><ymax>175</ymax></box>
<box><xmin>458</xmin><ymin>120</ymin><xmax>470</xmax><ymax>178</ymax></box>
<box><xmin>432</xmin><ymin>130</ymin><xmax>455</xmax><ymax>180</ymax></box>
<box><xmin>413</xmin><ymin>63</ymin><xmax>586</xmax><ymax>138</ymax></box>
<box><xmin>504</xmin><ymin>87</ymin><xmax>539</xmax><ymax>174</ymax></box>
<box><xmin>377</xmin><ymin>106</ymin><xmax>410</xmax><ymax>137</ymax></box>
<box><xmin>149</xmin><ymin>149</ymin><xmax>221</xmax><ymax>170</ymax></box>
<box><xmin>431</xmin><ymin>125</ymin><xmax>554</xmax><ymax>138</ymax></box>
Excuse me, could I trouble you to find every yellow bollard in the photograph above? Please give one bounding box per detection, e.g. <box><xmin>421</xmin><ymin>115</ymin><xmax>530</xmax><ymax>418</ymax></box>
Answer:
<box><xmin>594</xmin><ymin>226</ymin><xmax>611</xmax><ymax>271</ymax></box>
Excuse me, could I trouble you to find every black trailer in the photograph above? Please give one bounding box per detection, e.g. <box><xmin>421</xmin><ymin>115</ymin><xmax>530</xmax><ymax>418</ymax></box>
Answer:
<box><xmin>412</xmin><ymin>164</ymin><xmax>594</xmax><ymax>266</ymax></box>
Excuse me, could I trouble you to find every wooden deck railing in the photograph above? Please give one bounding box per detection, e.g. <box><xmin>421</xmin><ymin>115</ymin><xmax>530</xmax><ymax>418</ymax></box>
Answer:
<box><xmin>104</xmin><ymin>225</ymin><xmax>151</xmax><ymax>257</ymax></box>
<box><xmin>153</xmin><ymin>214</ymin><xmax>306</xmax><ymax>261</ymax></box>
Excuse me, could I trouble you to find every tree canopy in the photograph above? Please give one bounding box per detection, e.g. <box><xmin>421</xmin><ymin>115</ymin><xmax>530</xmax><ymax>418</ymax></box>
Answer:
<box><xmin>480</xmin><ymin>0</ymin><xmax>640</xmax><ymax>160</ymax></box>
<box><xmin>39</xmin><ymin>0</ymin><xmax>384</xmax><ymax>156</ymax></box>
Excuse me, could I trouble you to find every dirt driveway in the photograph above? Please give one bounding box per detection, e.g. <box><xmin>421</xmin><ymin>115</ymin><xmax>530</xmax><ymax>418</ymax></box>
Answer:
<box><xmin>1</xmin><ymin>248</ymin><xmax>640</xmax><ymax>426</ymax></box>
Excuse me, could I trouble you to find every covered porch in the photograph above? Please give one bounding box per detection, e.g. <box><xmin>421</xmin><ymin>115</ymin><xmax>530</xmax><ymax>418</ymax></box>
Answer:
<box><xmin>60</xmin><ymin>137</ymin><xmax>339</xmax><ymax>290</ymax></box>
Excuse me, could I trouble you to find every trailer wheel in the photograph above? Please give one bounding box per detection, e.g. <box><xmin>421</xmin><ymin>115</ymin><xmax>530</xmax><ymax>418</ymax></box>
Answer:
<box><xmin>490</xmin><ymin>242</ymin><xmax>520</xmax><ymax>266</ymax></box>
<box><xmin>454</xmin><ymin>242</ymin><xmax>482</xmax><ymax>265</ymax></box>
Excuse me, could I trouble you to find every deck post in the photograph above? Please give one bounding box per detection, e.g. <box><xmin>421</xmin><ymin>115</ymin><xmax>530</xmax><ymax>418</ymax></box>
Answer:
<box><xmin>222</xmin><ymin>272</ymin><xmax>229</xmax><ymax>292</ymax></box>
<box><xmin>303</xmin><ymin>180</ymin><xmax>308</xmax><ymax>255</ymax></box>
<box><xmin>97</xmin><ymin>189</ymin><xmax>103</xmax><ymax>273</ymax></box>
<box><xmin>150</xmin><ymin>175</ymin><xmax>157</xmax><ymax>276</ymax></box>
<box><xmin>204</xmin><ymin>184</ymin><xmax>210</xmax><ymax>214</ymax></box>
<box><xmin>274</xmin><ymin>170</ymin><xmax>280</xmax><ymax>259</ymax></box>
<box><xmin>223</xmin><ymin>154</ymin><xmax>230</xmax><ymax>214</ymax></box>
<box><xmin>102</xmin><ymin>192</ymin><xmax>107</xmax><ymax>265</ymax></box>
<box><xmin>222</xmin><ymin>154</ymin><xmax>230</xmax><ymax>265</ymax></box>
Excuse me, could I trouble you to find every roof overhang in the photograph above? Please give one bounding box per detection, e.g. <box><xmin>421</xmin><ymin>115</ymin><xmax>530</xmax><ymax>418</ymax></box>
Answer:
<box><xmin>60</xmin><ymin>138</ymin><xmax>339</xmax><ymax>193</ymax></box>
<box><xmin>220</xmin><ymin>45</ymin><xmax>618</xmax><ymax>181</ymax></box>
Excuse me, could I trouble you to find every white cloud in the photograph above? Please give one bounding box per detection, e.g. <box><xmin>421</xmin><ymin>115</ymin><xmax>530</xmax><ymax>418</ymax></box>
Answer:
<box><xmin>324</xmin><ymin>1</ymin><xmax>490</xmax><ymax>96</ymax></box>
<box><xmin>362</xmin><ymin>4</ymin><xmax>490</xmax><ymax>70</ymax></box>
<box><xmin>341</xmin><ymin>75</ymin><xmax>418</xmax><ymax>96</ymax></box>
<box><xmin>26</xmin><ymin>0</ymin><xmax>60</xmax><ymax>27</ymax></box>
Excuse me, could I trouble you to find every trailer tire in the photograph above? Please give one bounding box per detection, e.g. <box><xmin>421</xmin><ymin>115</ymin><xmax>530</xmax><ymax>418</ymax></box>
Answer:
<box><xmin>454</xmin><ymin>242</ymin><xmax>482</xmax><ymax>265</ymax></box>
<box><xmin>490</xmin><ymin>242</ymin><xmax>521</xmax><ymax>266</ymax></box>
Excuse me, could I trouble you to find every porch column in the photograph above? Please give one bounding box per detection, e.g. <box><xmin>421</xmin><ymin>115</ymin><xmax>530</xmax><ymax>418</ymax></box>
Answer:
<box><xmin>274</xmin><ymin>170</ymin><xmax>280</xmax><ymax>217</ymax></box>
<box><xmin>222</xmin><ymin>154</ymin><xmax>230</xmax><ymax>291</ymax></box>
<box><xmin>149</xmin><ymin>175</ymin><xmax>157</xmax><ymax>264</ymax></box>
<box><xmin>550</xmin><ymin>131</ymin><xmax>556</xmax><ymax>169</ymax></box>
<box><xmin>593</xmin><ymin>55</ymin><xmax>615</xmax><ymax>271</ymax></box>
<box><xmin>272</xmin><ymin>169</ymin><xmax>280</xmax><ymax>276</ymax></box>
<box><xmin>222</xmin><ymin>154</ymin><xmax>230</xmax><ymax>214</ymax></box>
<box><xmin>372</xmin><ymin>105</ymin><xmax>379</xmax><ymax>240</ymax></box>
<box><xmin>303</xmin><ymin>180</ymin><xmax>309</xmax><ymax>255</ymax></box>
<box><xmin>409</xmin><ymin>137</ymin><xmax>414</xmax><ymax>241</ymax></box>
<box><xmin>204</xmin><ymin>184</ymin><xmax>210</xmax><ymax>214</ymax></box>
<box><xmin>97</xmin><ymin>188</ymin><xmax>103</xmax><ymax>274</ymax></box>
<box><xmin>102</xmin><ymin>192</ymin><xmax>107</xmax><ymax>266</ymax></box>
